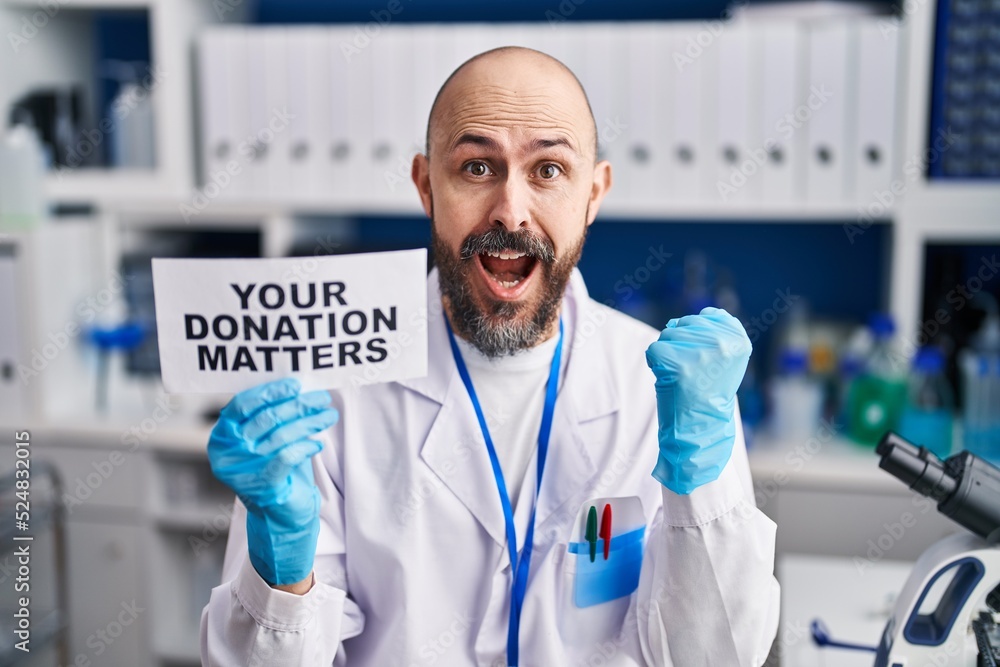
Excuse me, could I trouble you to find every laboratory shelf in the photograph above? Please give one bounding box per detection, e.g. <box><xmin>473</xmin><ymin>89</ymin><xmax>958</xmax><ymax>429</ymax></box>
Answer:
<box><xmin>748</xmin><ymin>432</ymin><xmax>961</xmax><ymax>563</ymax></box>
<box><xmin>0</xmin><ymin>415</ymin><xmax>214</xmax><ymax>455</ymax></box>
<box><xmin>152</xmin><ymin>508</ymin><xmax>232</xmax><ymax>533</ymax></box>
<box><xmin>44</xmin><ymin>171</ymin><xmax>182</xmax><ymax>207</ymax></box>
<box><xmin>92</xmin><ymin>191</ymin><xmax>889</xmax><ymax>223</ymax></box>
<box><xmin>748</xmin><ymin>434</ymin><xmax>902</xmax><ymax>495</ymax></box>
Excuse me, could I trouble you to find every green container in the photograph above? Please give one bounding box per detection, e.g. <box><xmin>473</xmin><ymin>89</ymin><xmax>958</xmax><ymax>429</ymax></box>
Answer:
<box><xmin>847</xmin><ymin>374</ymin><xmax>907</xmax><ymax>446</ymax></box>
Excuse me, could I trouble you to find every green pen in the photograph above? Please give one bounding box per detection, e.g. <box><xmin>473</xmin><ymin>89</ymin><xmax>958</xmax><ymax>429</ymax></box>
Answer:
<box><xmin>586</xmin><ymin>505</ymin><xmax>598</xmax><ymax>562</ymax></box>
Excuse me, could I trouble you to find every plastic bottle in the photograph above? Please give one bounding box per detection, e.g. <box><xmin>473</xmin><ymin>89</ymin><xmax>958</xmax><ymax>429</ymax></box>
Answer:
<box><xmin>960</xmin><ymin>304</ymin><xmax>1000</xmax><ymax>463</ymax></box>
<box><xmin>899</xmin><ymin>347</ymin><xmax>954</xmax><ymax>459</ymax></box>
<box><xmin>836</xmin><ymin>326</ymin><xmax>873</xmax><ymax>433</ymax></box>
<box><xmin>738</xmin><ymin>358</ymin><xmax>765</xmax><ymax>448</ymax></box>
<box><xmin>769</xmin><ymin>349</ymin><xmax>823</xmax><ymax>443</ymax></box>
<box><xmin>848</xmin><ymin>314</ymin><xmax>908</xmax><ymax>446</ymax></box>
<box><xmin>0</xmin><ymin>117</ymin><xmax>47</xmax><ymax>230</ymax></box>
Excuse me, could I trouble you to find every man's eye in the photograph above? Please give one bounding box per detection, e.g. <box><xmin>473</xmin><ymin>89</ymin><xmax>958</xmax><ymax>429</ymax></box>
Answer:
<box><xmin>464</xmin><ymin>161</ymin><xmax>492</xmax><ymax>177</ymax></box>
<box><xmin>538</xmin><ymin>164</ymin><xmax>562</xmax><ymax>179</ymax></box>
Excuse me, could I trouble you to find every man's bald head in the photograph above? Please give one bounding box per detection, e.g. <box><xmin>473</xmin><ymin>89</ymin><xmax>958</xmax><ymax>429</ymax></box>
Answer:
<box><xmin>410</xmin><ymin>46</ymin><xmax>614</xmax><ymax>357</ymax></box>
<box><xmin>424</xmin><ymin>46</ymin><xmax>598</xmax><ymax>162</ymax></box>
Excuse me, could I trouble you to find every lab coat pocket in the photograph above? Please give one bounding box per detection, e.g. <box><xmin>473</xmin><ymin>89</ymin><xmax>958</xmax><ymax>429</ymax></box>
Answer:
<box><xmin>556</xmin><ymin>496</ymin><xmax>647</xmax><ymax>653</ymax></box>
<box><xmin>567</xmin><ymin>525</ymin><xmax>645</xmax><ymax>608</ymax></box>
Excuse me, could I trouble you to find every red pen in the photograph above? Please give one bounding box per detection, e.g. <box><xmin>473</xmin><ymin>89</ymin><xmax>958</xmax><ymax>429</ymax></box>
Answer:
<box><xmin>600</xmin><ymin>503</ymin><xmax>612</xmax><ymax>560</ymax></box>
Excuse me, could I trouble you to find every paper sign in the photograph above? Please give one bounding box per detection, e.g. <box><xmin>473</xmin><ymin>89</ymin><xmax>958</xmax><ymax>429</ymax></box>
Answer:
<box><xmin>152</xmin><ymin>249</ymin><xmax>428</xmax><ymax>394</ymax></box>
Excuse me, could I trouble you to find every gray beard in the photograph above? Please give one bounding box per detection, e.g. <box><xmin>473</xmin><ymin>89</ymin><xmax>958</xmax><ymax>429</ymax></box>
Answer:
<box><xmin>432</xmin><ymin>223</ymin><xmax>586</xmax><ymax>358</ymax></box>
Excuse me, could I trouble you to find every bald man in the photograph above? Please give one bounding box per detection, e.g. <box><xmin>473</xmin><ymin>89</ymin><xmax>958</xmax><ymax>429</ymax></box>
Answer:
<box><xmin>202</xmin><ymin>47</ymin><xmax>779</xmax><ymax>666</ymax></box>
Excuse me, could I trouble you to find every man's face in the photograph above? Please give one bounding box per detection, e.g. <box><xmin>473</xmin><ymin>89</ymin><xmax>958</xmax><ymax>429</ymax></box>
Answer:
<box><xmin>413</xmin><ymin>51</ymin><xmax>612</xmax><ymax>356</ymax></box>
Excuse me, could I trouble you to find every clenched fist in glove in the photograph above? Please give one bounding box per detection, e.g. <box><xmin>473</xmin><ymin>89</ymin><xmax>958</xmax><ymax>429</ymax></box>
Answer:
<box><xmin>645</xmin><ymin>307</ymin><xmax>752</xmax><ymax>495</ymax></box>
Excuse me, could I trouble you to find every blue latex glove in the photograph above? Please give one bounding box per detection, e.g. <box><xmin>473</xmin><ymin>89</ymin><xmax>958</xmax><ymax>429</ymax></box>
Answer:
<box><xmin>644</xmin><ymin>307</ymin><xmax>752</xmax><ymax>495</ymax></box>
<box><xmin>207</xmin><ymin>378</ymin><xmax>339</xmax><ymax>585</ymax></box>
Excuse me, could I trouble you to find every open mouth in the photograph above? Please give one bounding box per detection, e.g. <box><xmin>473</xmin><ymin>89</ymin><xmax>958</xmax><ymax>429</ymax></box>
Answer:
<box><xmin>474</xmin><ymin>250</ymin><xmax>540</xmax><ymax>299</ymax></box>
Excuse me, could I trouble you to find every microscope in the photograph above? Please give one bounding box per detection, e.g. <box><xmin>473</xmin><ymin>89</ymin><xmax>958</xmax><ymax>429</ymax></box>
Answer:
<box><xmin>873</xmin><ymin>432</ymin><xmax>1000</xmax><ymax>666</ymax></box>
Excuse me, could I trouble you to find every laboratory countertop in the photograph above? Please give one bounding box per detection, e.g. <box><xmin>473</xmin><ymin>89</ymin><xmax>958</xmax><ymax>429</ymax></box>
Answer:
<box><xmin>3</xmin><ymin>409</ymin><xmax>910</xmax><ymax>494</ymax></box>
<box><xmin>0</xmin><ymin>411</ymin><xmax>216</xmax><ymax>455</ymax></box>
<box><xmin>779</xmin><ymin>553</ymin><xmax>914</xmax><ymax>667</ymax></box>
<box><xmin>747</xmin><ymin>431</ymin><xmax>909</xmax><ymax>495</ymax></box>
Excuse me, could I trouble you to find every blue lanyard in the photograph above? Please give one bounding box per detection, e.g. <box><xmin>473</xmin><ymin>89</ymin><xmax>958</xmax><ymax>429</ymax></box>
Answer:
<box><xmin>444</xmin><ymin>315</ymin><xmax>563</xmax><ymax>667</ymax></box>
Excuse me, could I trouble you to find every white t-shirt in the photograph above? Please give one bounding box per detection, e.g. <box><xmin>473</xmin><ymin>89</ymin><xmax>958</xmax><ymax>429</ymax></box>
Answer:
<box><xmin>451</xmin><ymin>332</ymin><xmax>560</xmax><ymax>511</ymax></box>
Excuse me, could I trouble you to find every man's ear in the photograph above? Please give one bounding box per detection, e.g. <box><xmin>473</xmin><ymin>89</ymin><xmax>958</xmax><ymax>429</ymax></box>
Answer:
<box><xmin>586</xmin><ymin>160</ymin><xmax>613</xmax><ymax>226</ymax></box>
<box><xmin>412</xmin><ymin>153</ymin><xmax>433</xmax><ymax>218</ymax></box>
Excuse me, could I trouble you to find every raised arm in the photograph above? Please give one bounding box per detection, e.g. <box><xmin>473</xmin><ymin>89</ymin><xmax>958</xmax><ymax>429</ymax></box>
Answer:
<box><xmin>636</xmin><ymin>309</ymin><xmax>779</xmax><ymax>665</ymax></box>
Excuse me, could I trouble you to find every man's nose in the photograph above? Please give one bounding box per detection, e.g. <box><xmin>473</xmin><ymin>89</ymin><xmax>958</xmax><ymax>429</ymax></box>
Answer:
<box><xmin>487</xmin><ymin>177</ymin><xmax>531</xmax><ymax>232</ymax></box>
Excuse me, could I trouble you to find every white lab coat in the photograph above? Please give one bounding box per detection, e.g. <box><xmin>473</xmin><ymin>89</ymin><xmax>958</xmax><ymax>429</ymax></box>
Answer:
<box><xmin>201</xmin><ymin>267</ymin><xmax>780</xmax><ymax>667</ymax></box>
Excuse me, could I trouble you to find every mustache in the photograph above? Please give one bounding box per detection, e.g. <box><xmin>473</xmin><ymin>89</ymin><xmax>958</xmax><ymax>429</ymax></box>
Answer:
<box><xmin>459</xmin><ymin>227</ymin><xmax>555</xmax><ymax>264</ymax></box>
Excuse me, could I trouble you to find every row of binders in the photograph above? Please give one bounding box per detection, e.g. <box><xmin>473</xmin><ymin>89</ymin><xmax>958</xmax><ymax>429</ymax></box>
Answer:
<box><xmin>928</xmin><ymin>1</ymin><xmax>1000</xmax><ymax>179</ymax></box>
<box><xmin>197</xmin><ymin>19</ymin><xmax>901</xmax><ymax>212</ymax></box>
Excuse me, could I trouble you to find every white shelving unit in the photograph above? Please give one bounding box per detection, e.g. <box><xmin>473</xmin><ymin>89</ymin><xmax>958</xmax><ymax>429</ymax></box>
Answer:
<box><xmin>888</xmin><ymin>0</ymin><xmax>1000</xmax><ymax>344</ymax></box>
<box><xmin>6</xmin><ymin>0</ymin><xmax>988</xmax><ymax>342</ymax></box>
<box><xmin>0</xmin><ymin>0</ymin><xmax>213</xmax><ymax>204</ymax></box>
<box><xmin>0</xmin><ymin>2</ymin><xmax>240</xmax><ymax>666</ymax></box>
<box><xmin>0</xmin><ymin>0</ymin><xmax>248</xmax><ymax>204</ymax></box>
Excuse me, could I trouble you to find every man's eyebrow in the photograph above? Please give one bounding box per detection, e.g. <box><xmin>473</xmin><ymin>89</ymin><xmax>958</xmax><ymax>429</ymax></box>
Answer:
<box><xmin>450</xmin><ymin>133</ymin><xmax>502</xmax><ymax>153</ymax></box>
<box><xmin>530</xmin><ymin>137</ymin><xmax>577</xmax><ymax>154</ymax></box>
<box><xmin>448</xmin><ymin>133</ymin><xmax>579</xmax><ymax>155</ymax></box>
